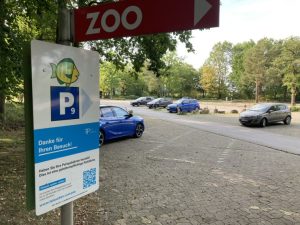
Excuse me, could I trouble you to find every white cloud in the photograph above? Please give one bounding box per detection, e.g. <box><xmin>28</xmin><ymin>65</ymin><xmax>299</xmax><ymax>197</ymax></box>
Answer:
<box><xmin>177</xmin><ymin>0</ymin><xmax>300</xmax><ymax>70</ymax></box>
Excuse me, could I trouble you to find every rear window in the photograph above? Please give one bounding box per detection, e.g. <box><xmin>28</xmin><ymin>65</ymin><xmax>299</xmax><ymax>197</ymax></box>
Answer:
<box><xmin>277</xmin><ymin>105</ymin><xmax>287</xmax><ymax>110</ymax></box>
<box><xmin>100</xmin><ymin>107</ymin><xmax>114</xmax><ymax>117</ymax></box>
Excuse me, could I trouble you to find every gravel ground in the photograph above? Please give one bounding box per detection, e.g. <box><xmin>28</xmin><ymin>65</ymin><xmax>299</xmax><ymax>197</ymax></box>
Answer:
<box><xmin>101</xmin><ymin>99</ymin><xmax>300</xmax><ymax>138</ymax></box>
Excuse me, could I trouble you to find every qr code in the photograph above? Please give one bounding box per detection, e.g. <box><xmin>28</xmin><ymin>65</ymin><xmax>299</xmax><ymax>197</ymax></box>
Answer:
<box><xmin>83</xmin><ymin>168</ymin><xmax>96</xmax><ymax>189</ymax></box>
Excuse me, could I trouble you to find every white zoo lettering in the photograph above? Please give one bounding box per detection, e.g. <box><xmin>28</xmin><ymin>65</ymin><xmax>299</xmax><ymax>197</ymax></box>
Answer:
<box><xmin>101</xmin><ymin>9</ymin><xmax>120</xmax><ymax>33</ymax></box>
<box><xmin>122</xmin><ymin>6</ymin><xmax>142</xmax><ymax>30</ymax></box>
<box><xmin>85</xmin><ymin>5</ymin><xmax>142</xmax><ymax>35</ymax></box>
<box><xmin>86</xmin><ymin>12</ymin><xmax>100</xmax><ymax>35</ymax></box>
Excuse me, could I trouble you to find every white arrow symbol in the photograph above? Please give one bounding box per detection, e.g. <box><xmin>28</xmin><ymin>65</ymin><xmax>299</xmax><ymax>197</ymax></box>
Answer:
<box><xmin>81</xmin><ymin>88</ymin><xmax>92</xmax><ymax>117</ymax></box>
<box><xmin>194</xmin><ymin>0</ymin><xmax>212</xmax><ymax>26</ymax></box>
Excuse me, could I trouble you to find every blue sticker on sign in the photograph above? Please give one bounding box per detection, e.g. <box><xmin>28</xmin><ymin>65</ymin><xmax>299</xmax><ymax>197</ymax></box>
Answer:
<box><xmin>51</xmin><ymin>86</ymin><xmax>79</xmax><ymax>121</ymax></box>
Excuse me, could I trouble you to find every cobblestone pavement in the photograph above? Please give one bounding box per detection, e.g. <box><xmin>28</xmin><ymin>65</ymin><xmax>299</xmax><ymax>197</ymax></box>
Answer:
<box><xmin>98</xmin><ymin>117</ymin><xmax>300</xmax><ymax>225</ymax></box>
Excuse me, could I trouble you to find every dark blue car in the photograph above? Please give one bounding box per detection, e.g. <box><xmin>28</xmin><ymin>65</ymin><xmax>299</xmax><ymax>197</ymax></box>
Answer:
<box><xmin>166</xmin><ymin>98</ymin><xmax>200</xmax><ymax>113</ymax></box>
<box><xmin>99</xmin><ymin>105</ymin><xmax>144</xmax><ymax>145</ymax></box>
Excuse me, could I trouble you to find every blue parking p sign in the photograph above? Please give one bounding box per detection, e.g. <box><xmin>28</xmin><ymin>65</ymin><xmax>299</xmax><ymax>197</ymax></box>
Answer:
<box><xmin>51</xmin><ymin>86</ymin><xmax>79</xmax><ymax>121</ymax></box>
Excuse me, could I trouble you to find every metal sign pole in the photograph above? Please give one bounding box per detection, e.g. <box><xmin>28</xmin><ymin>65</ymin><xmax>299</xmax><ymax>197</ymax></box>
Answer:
<box><xmin>57</xmin><ymin>7</ymin><xmax>74</xmax><ymax>225</ymax></box>
<box><xmin>61</xmin><ymin>202</ymin><xmax>73</xmax><ymax>225</ymax></box>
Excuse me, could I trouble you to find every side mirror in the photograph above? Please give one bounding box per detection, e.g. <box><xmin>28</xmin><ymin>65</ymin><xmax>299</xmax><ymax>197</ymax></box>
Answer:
<box><xmin>128</xmin><ymin>110</ymin><xmax>133</xmax><ymax>115</ymax></box>
<box><xmin>268</xmin><ymin>109</ymin><xmax>274</xmax><ymax>113</ymax></box>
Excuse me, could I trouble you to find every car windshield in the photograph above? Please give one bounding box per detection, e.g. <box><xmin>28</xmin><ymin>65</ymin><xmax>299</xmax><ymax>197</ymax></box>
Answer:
<box><xmin>249</xmin><ymin>104</ymin><xmax>270</xmax><ymax>112</ymax></box>
<box><xmin>153</xmin><ymin>98</ymin><xmax>162</xmax><ymax>102</ymax></box>
<box><xmin>136</xmin><ymin>97</ymin><xmax>144</xmax><ymax>101</ymax></box>
<box><xmin>175</xmin><ymin>99</ymin><xmax>184</xmax><ymax>104</ymax></box>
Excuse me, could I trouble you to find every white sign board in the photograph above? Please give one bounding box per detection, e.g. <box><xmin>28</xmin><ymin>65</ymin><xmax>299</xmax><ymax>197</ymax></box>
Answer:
<box><xmin>31</xmin><ymin>40</ymin><xmax>100</xmax><ymax>215</ymax></box>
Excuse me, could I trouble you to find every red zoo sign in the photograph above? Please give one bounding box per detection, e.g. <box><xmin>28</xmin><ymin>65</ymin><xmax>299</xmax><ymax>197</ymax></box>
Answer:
<box><xmin>73</xmin><ymin>0</ymin><xmax>220</xmax><ymax>42</ymax></box>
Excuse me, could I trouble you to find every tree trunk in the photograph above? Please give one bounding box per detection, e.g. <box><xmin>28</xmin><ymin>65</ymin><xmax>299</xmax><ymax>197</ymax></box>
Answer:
<box><xmin>0</xmin><ymin>92</ymin><xmax>5</xmax><ymax>123</ymax></box>
<box><xmin>255</xmin><ymin>80</ymin><xmax>259</xmax><ymax>103</ymax></box>
<box><xmin>291</xmin><ymin>88</ymin><xmax>296</xmax><ymax>106</ymax></box>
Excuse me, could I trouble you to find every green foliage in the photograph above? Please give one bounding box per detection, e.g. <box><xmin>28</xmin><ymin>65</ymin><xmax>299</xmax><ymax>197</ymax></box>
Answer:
<box><xmin>1</xmin><ymin>0</ymin><xmax>300</xmax><ymax>127</ymax></box>
<box><xmin>90</xmin><ymin>31</ymin><xmax>193</xmax><ymax>75</ymax></box>
<box><xmin>281</xmin><ymin>37</ymin><xmax>300</xmax><ymax>105</ymax></box>
<box><xmin>0</xmin><ymin>0</ymin><xmax>57</xmax><ymax>96</ymax></box>
<box><xmin>99</xmin><ymin>36</ymin><xmax>300</xmax><ymax>103</ymax></box>
<box><xmin>1</xmin><ymin>1</ymin><xmax>194</xmax><ymax>125</ymax></box>
<box><xmin>100</xmin><ymin>52</ymin><xmax>199</xmax><ymax>99</ymax></box>
<box><xmin>100</xmin><ymin>62</ymin><xmax>149</xmax><ymax>98</ymax></box>
<box><xmin>204</xmin><ymin>41</ymin><xmax>233</xmax><ymax>99</ymax></box>
<box><xmin>0</xmin><ymin>0</ymin><xmax>57</xmax><ymax>123</ymax></box>
<box><xmin>200</xmin><ymin>65</ymin><xmax>218</xmax><ymax>97</ymax></box>
<box><xmin>160</xmin><ymin>52</ymin><xmax>199</xmax><ymax>98</ymax></box>
<box><xmin>290</xmin><ymin>106</ymin><xmax>300</xmax><ymax>112</ymax></box>
<box><xmin>243</xmin><ymin>38</ymin><xmax>283</xmax><ymax>102</ymax></box>
<box><xmin>0</xmin><ymin>103</ymin><xmax>24</xmax><ymax>130</ymax></box>
<box><xmin>229</xmin><ymin>41</ymin><xmax>255</xmax><ymax>99</ymax></box>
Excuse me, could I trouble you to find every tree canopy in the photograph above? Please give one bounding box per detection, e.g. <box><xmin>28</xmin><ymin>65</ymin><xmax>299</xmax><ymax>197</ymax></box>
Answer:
<box><xmin>0</xmin><ymin>0</ymin><xmax>195</xmax><ymax>121</ymax></box>
<box><xmin>200</xmin><ymin>37</ymin><xmax>300</xmax><ymax>105</ymax></box>
<box><xmin>1</xmin><ymin>1</ymin><xmax>299</xmax><ymax>125</ymax></box>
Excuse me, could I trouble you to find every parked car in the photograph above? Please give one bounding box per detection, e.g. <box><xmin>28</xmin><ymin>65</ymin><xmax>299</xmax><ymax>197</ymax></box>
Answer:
<box><xmin>147</xmin><ymin>98</ymin><xmax>173</xmax><ymax>109</ymax></box>
<box><xmin>239</xmin><ymin>103</ymin><xmax>291</xmax><ymax>127</ymax></box>
<box><xmin>99</xmin><ymin>105</ymin><xmax>145</xmax><ymax>145</ymax></box>
<box><xmin>130</xmin><ymin>96</ymin><xmax>154</xmax><ymax>106</ymax></box>
<box><xmin>166</xmin><ymin>98</ymin><xmax>200</xmax><ymax>113</ymax></box>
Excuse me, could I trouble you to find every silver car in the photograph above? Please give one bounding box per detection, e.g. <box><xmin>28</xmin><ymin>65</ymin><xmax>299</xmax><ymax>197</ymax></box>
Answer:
<box><xmin>239</xmin><ymin>103</ymin><xmax>292</xmax><ymax>127</ymax></box>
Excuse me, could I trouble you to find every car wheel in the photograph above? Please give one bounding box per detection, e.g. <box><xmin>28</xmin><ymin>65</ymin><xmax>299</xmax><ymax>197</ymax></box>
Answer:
<box><xmin>260</xmin><ymin>118</ymin><xmax>267</xmax><ymax>127</ymax></box>
<box><xmin>99</xmin><ymin>130</ymin><xmax>105</xmax><ymax>146</ymax></box>
<box><xmin>284</xmin><ymin>116</ymin><xmax>291</xmax><ymax>125</ymax></box>
<box><xmin>134</xmin><ymin>123</ymin><xmax>144</xmax><ymax>138</ymax></box>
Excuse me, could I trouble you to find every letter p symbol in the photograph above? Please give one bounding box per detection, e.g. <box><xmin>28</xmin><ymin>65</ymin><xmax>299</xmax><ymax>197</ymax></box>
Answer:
<box><xmin>60</xmin><ymin>92</ymin><xmax>75</xmax><ymax>115</ymax></box>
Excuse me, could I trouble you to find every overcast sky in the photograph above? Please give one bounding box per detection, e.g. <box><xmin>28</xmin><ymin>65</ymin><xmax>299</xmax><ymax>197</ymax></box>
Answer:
<box><xmin>177</xmin><ymin>0</ymin><xmax>300</xmax><ymax>70</ymax></box>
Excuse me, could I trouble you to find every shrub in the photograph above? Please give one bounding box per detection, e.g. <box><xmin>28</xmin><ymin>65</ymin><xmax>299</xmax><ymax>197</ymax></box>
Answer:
<box><xmin>231</xmin><ymin>109</ymin><xmax>239</xmax><ymax>114</ymax></box>
<box><xmin>291</xmin><ymin>106</ymin><xmax>300</xmax><ymax>112</ymax></box>
<box><xmin>200</xmin><ymin>108</ymin><xmax>210</xmax><ymax>114</ymax></box>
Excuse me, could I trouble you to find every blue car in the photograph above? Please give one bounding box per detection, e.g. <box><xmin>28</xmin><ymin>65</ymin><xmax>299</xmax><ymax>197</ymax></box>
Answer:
<box><xmin>166</xmin><ymin>98</ymin><xmax>200</xmax><ymax>113</ymax></box>
<box><xmin>99</xmin><ymin>105</ymin><xmax>144</xmax><ymax>145</ymax></box>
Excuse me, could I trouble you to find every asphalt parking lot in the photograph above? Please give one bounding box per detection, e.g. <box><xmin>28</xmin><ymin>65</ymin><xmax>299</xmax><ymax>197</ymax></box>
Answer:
<box><xmin>98</xmin><ymin>100</ymin><xmax>300</xmax><ymax>225</ymax></box>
